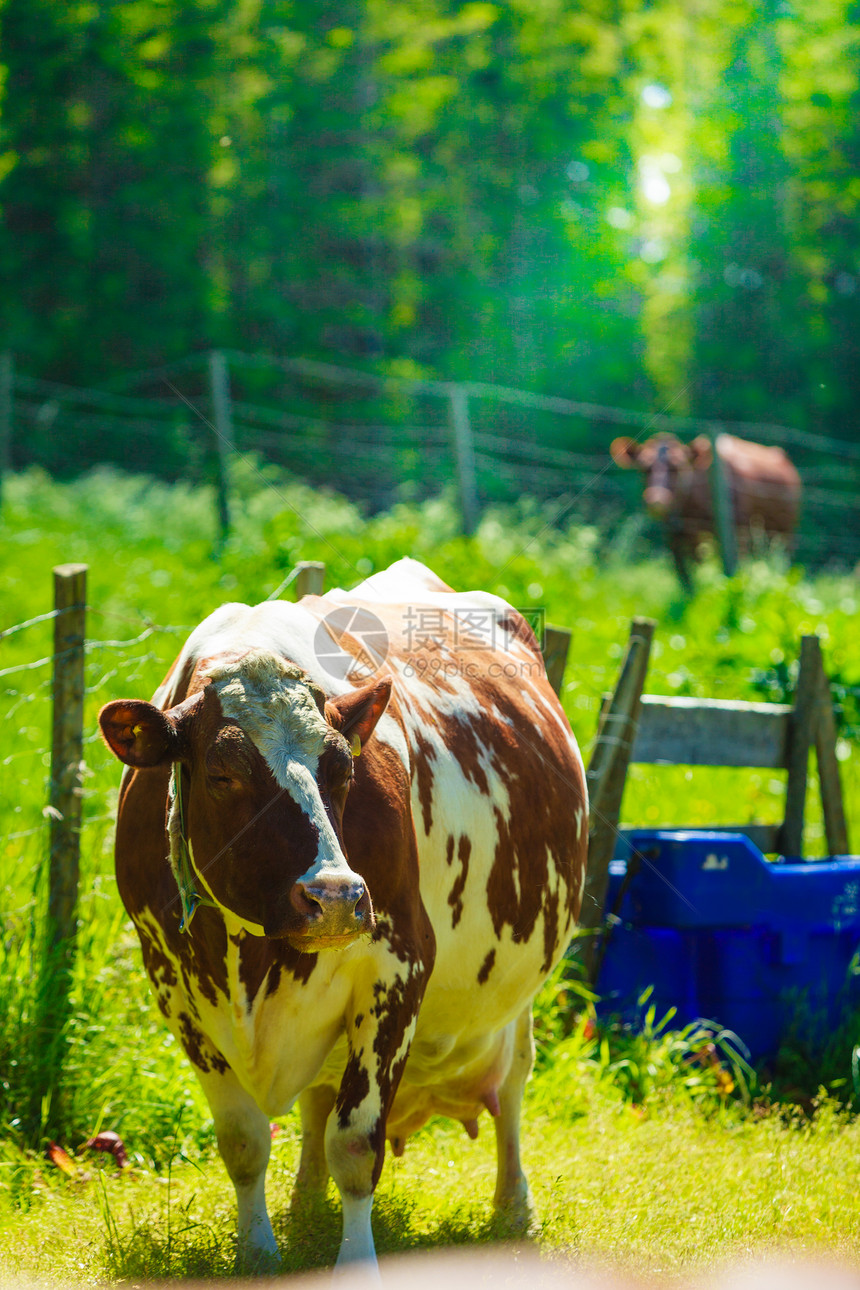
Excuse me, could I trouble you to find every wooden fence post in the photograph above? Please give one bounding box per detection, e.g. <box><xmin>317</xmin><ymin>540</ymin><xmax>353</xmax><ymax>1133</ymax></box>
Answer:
<box><xmin>35</xmin><ymin>562</ymin><xmax>88</xmax><ymax>1128</ymax></box>
<box><xmin>815</xmin><ymin>662</ymin><xmax>849</xmax><ymax>856</ymax></box>
<box><xmin>448</xmin><ymin>385</ymin><xmax>479</xmax><ymax>536</ymax></box>
<box><xmin>48</xmin><ymin>564</ymin><xmax>87</xmax><ymax>954</ymax></box>
<box><xmin>295</xmin><ymin>561</ymin><xmax>325</xmax><ymax>598</ymax></box>
<box><xmin>779</xmin><ymin>634</ymin><xmax>823</xmax><ymax>857</ymax></box>
<box><xmin>580</xmin><ymin>617</ymin><xmax>655</xmax><ymax>980</ymax></box>
<box><xmin>208</xmin><ymin>350</ymin><xmax>234</xmax><ymax>545</ymax></box>
<box><xmin>708</xmin><ymin>430</ymin><xmax>738</xmax><ymax>576</ymax></box>
<box><xmin>0</xmin><ymin>352</ymin><xmax>12</xmax><ymax>510</ymax></box>
<box><xmin>542</xmin><ymin>625</ymin><xmax>572</xmax><ymax>696</ymax></box>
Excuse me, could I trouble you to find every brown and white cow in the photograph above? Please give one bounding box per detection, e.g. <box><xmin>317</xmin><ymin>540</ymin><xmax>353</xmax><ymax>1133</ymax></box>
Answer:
<box><xmin>98</xmin><ymin>558</ymin><xmax>588</xmax><ymax>1271</ymax></box>
<box><xmin>610</xmin><ymin>432</ymin><xmax>801</xmax><ymax>583</ymax></box>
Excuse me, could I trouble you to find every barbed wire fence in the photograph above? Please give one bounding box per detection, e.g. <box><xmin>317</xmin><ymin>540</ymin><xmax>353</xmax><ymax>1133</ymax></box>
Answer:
<box><xmin>1</xmin><ymin>349</ymin><xmax>858</xmax><ymax>568</ymax></box>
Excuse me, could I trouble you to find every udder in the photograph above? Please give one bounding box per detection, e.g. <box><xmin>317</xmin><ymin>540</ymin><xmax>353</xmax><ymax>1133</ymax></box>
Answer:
<box><xmin>385</xmin><ymin>1023</ymin><xmax>514</xmax><ymax>1151</ymax></box>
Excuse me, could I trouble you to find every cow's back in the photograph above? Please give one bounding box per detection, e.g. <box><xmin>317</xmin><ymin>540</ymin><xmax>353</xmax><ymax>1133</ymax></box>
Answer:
<box><xmin>719</xmin><ymin>435</ymin><xmax>801</xmax><ymax>535</ymax></box>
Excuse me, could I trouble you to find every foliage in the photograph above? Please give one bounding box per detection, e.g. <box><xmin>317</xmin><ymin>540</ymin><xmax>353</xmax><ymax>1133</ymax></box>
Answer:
<box><xmin>1</xmin><ymin>1</ymin><xmax>859</xmax><ymax>456</ymax></box>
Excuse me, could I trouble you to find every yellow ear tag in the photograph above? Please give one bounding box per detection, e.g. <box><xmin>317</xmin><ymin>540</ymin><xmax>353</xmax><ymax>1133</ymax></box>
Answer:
<box><xmin>351</xmin><ymin>733</ymin><xmax>361</xmax><ymax>757</ymax></box>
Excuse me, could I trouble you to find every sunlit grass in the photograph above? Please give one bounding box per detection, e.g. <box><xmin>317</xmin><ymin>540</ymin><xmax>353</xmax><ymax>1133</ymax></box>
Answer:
<box><xmin>5</xmin><ymin>1080</ymin><xmax>860</xmax><ymax>1282</ymax></box>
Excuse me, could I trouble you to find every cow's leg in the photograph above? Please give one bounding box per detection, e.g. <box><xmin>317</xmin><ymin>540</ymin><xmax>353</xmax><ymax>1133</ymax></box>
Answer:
<box><xmin>492</xmin><ymin>1004</ymin><xmax>536</xmax><ymax>1233</ymax></box>
<box><xmin>326</xmin><ymin>969</ymin><xmax>422</xmax><ymax>1271</ymax></box>
<box><xmin>200</xmin><ymin>1068</ymin><xmax>280</xmax><ymax>1270</ymax></box>
<box><xmin>325</xmin><ymin>1049</ymin><xmax>385</xmax><ymax>1270</ymax></box>
<box><xmin>667</xmin><ymin>530</ymin><xmax>693</xmax><ymax>593</ymax></box>
<box><xmin>293</xmin><ymin>1083</ymin><xmax>336</xmax><ymax>1204</ymax></box>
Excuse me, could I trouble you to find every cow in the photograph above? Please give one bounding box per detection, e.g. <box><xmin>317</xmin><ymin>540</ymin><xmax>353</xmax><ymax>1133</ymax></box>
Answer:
<box><xmin>98</xmin><ymin>557</ymin><xmax>589</xmax><ymax>1272</ymax></box>
<box><xmin>610</xmin><ymin>432</ymin><xmax>801</xmax><ymax>586</ymax></box>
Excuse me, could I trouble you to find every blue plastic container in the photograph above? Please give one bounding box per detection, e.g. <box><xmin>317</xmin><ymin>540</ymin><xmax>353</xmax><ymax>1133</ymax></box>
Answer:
<box><xmin>595</xmin><ymin>830</ymin><xmax>860</xmax><ymax>1062</ymax></box>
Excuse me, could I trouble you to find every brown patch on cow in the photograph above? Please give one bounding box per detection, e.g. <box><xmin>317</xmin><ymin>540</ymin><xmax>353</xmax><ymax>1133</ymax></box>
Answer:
<box><xmin>336</xmin><ymin>1049</ymin><xmax>371</xmax><ymax>1129</ymax></box>
<box><xmin>498</xmin><ymin>612</ymin><xmax>540</xmax><ymax>653</ymax></box>
<box><xmin>418</xmin><ymin>664</ymin><xmax>587</xmax><ymax>947</ymax></box>
<box><xmin>369</xmin><ymin>1114</ymin><xmax>388</xmax><ymax>1187</ymax></box>
<box><xmin>541</xmin><ymin>886</ymin><xmax>561</xmax><ymax>974</ymax></box>
<box><xmin>159</xmin><ymin>649</ymin><xmax>200</xmax><ymax>709</ymax></box>
<box><xmin>369</xmin><ymin>965</ymin><xmax>427</xmax><ymax>1140</ymax></box>
<box><xmin>445</xmin><ymin>716</ymin><xmax>489</xmax><ymax>796</ymax></box>
<box><xmin>477</xmin><ymin>948</ymin><xmax>495</xmax><ymax>984</ymax></box>
<box><xmin>177</xmin><ymin>1011</ymin><xmax>228</xmax><ymax>1075</ymax></box>
<box><xmin>448</xmin><ymin>835</ymin><xmax>471</xmax><ymax>928</ymax></box>
<box><xmin>410</xmin><ymin>728</ymin><xmax>436</xmax><ymax>835</ymax></box>
<box><xmin>139</xmin><ymin>928</ymin><xmax>178</xmax><ymax>990</ymax></box>
<box><xmin>234</xmin><ymin>936</ymin><xmax>319</xmax><ymax>1002</ymax></box>
<box><xmin>287</xmin><ymin>948</ymin><xmax>319</xmax><ymax>984</ymax></box>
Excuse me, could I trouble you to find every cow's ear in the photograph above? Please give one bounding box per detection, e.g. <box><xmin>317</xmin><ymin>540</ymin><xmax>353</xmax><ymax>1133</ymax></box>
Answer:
<box><xmin>688</xmin><ymin>435</ymin><xmax>713</xmax><ymax>468</ymax></box>
<box><xmin>610</xmin><ymin>437</ymin><xmax>640</xmax><ymax>468</ymax></box>
<box><xmin>326</xmin><ymin>677</ymin><xmax>392</xmax><ymax>754</ymax></box>
<box><xmin>99</xmin><ymin>698</ymin><xmax>190</xmax><ymax>768</ymax></box>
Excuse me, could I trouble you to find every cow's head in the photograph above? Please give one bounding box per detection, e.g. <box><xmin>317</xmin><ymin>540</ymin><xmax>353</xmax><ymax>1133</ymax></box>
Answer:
<box><xmin>611</xmin><ymin>434</ymin><xmax>712</xmax><ymax>518</ymax></box>
<box><xmin>99</xmin><ymin>653</ymin><xmax>391</xmax><ymax>950</ymax></box>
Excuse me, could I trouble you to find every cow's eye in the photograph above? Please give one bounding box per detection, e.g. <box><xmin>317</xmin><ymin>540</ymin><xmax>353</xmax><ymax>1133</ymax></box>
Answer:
<box><xmin>332</xmin><ymin>767</ymin><xmax>352</xmax><ymax>792</ymax></box>
<box><xmin>208</xmin><ymin>771</ymin><xmax>237</xmax><ymax>789</ymax></box>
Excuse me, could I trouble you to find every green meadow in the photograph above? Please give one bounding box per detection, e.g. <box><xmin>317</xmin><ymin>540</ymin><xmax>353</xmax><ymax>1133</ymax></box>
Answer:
<box><xmin>2</xmin><ymin>464</ymin><xmax>860</xmax><ymax>1282</ymax></box>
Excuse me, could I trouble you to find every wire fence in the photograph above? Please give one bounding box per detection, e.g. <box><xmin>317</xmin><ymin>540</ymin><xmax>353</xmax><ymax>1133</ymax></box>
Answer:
<box><xmin>3</xmin><ymin>565</ymin><xmax>859</xmax><ymax>873</ymax></box>
<box><xmin>2</xmin><ymin>349</ymin><xmax>859</xmax><ymax>567</ymax></box>
<box><xmin>1</xmin><ymin>552</ymin><xmax>858</xmax><ymax>1115</ymax></box>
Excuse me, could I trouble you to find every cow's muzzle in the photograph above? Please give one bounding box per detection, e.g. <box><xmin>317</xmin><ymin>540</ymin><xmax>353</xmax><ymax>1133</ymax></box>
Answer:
<box><xmin>644</xmin><ymin>485</ymin><xmax>673</xmax><ymax>518</ymax></box>
<box><xmin>271</xmin><ymin>873</ymin><xmax>374</xmax><ymax>949</ymax></box>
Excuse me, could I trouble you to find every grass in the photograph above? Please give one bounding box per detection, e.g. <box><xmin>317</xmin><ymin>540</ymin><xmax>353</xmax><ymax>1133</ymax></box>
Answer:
<box><xmin>5</xmin><ymin>1068</ymin><xmax>860</xmax><ymax>1282</ymax></box>
<box><xmin>1</xmin><ymin>462</ymin><xmax>860</xmax><ymax>1281</ymax></box>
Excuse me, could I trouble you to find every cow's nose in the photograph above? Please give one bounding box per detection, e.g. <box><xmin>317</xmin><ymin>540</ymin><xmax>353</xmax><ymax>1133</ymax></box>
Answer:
<box><xmin>289</xmin><ymin>874</ymin><xmax>372</xmax><ymax>942</ymax></box>
<box><xmin>644</xmin><ymin>485</ymin><xmax>673</xmax><ymax>517</ymax></box>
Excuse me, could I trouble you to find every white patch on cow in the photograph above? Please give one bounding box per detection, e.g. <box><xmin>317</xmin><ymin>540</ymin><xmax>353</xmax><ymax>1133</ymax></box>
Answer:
<box><xmin>369</xmin><ymin>709</ymin><xmax>409</xmax><ymax>758</ymax></box>
<box><xmin>335</xmin><ymin>1195</ymin><xmax>376</xmax><ymax>1269</ymax></box>
<box><xmin>154</xmin><ymin>603</ymin><xmax>253</xmax><ymax>708</ymax></box>
<box><xmin>327</xmin><ymin>557</ymin><xmax>450</xmax><ymax>603</ymax></box>
<box><xmin>205</xmin><ymin>652</ymin><xmax>351</xmax><ymax>879</ymax></box>
<box><xmin>209</xmin><ymin>653</ymin><xmax>328</xmax><ymax>766</ymax></box>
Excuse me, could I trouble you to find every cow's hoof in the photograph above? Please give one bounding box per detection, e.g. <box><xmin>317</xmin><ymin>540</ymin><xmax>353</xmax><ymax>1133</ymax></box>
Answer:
<box><xmin>333</xmin><ymin>1255</ymin><xmax>381</xmax><ymax>1283</ymax></box>
<box><xmin>495</xmin><ymin>1188</ymin><xmax>538</xmax><ymax>1239</ymax></box>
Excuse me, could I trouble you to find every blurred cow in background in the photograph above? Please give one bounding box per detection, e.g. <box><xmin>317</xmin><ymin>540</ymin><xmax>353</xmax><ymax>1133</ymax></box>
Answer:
<box><xmin>611</xmin><ymin>432</ymin><xmax>801</xmax><ymax>587</ymax></box>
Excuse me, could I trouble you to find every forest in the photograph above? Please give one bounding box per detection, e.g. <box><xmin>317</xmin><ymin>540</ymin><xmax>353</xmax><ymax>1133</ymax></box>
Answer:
<box><xmin>1</xmin><ymin>0</ymin><xmax>859</xmax><ymax>458</ymax></box>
